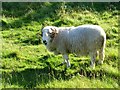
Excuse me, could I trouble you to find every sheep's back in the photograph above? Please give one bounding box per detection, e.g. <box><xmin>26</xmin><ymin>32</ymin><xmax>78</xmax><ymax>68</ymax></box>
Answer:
<box><xmin>65</xmin><ymin>25</ymin><xmax>106</xmax><ymax>55</ymax></box>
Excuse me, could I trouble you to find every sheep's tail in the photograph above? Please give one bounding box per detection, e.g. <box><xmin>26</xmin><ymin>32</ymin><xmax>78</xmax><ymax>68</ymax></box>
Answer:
<box><xmin>98</xmin><ymin>34</ymin><xmax>106</xmax><ymax>64</ymax></box>
<box><xmin>102</xmin><ymin>33</ymin><xmax>106</xmax><ymax>49</ymax></box>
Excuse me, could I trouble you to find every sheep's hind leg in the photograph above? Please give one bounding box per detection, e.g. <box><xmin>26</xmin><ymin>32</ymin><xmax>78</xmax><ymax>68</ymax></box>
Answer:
<box><xmin>62</xmin><ymin>54</ymin><xmax>71</xmax><ymax>68</ymax></box>
<box><xmin>98</xmin><ymin>47</ymin><xmax>105</xmax><ymax>65</ymax></box>
<box><xmin>90</xmin><ymin>52</ymin><xmax>97</xmax><ymax>69</ymax></box>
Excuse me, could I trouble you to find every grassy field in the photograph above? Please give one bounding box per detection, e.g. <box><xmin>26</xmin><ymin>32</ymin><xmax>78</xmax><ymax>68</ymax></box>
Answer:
<box><xmin>1</xmin><ymin>2</ymin><xmax>120</xmax><ymax>88</ymax></box>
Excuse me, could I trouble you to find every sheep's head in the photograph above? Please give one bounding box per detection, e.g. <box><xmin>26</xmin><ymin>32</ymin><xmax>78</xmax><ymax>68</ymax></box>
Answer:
<box><xmin>42</xmin><ymin>26</ymin><xmax>58</xmax><ymax>46</ymax></box>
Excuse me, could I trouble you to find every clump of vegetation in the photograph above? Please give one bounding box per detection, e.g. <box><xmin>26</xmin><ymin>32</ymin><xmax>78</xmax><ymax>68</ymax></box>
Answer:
<box><xmin>1</xmin><ymin>2</ymin><xmax>119</xmax><ymax>88</ymax></box>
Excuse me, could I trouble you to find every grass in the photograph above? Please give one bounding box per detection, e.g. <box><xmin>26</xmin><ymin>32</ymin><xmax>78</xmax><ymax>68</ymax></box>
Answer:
<box><xmin>39</xmin><ymin>75</ymin><xmax>118</xmax><ymax>88</ymax></box>
<box><xmin>1</xmin><ymin>2</ymin><xmax>119</xmax><ymax>89</ymax></box>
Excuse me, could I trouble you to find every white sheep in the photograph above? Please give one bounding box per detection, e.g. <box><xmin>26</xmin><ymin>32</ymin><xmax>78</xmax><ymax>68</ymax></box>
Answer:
<box><xmin>42</xmin><ymin>25</ymin><xmax>106</xmax><ymax>69</ymax></box>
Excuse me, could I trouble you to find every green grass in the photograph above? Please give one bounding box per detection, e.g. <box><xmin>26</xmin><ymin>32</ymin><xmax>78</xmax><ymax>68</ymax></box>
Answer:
<box><xmin>1</xmin><ymin>2</ymin><xmax>119</xmax><ymax>89</ymax></box>
<box><xmin>39</xmin><ymin>75</ymin><xmax>118</xmax><ymax>88</ymax></box>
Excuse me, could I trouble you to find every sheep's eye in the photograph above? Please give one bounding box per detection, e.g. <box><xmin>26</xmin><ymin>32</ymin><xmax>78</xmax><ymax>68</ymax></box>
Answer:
<box><xmin>48</xmin><ymin>32</ymin><xmax>53</xmax><ymax>35</ymax></box>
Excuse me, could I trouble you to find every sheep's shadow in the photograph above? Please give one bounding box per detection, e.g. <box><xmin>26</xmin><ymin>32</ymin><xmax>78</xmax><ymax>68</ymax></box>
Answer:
<box><xmin>2</xmin><ymin>65</ymin><xmax>67</xmax><ymax>88</ymax></box>
<box><xmin>2</xmin><ymin>55</ymin><xmax>67</xmax><ymax>88</ymax></box>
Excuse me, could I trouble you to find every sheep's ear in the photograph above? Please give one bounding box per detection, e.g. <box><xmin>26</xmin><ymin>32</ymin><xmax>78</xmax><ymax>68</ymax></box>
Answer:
<box><xmin>50</xmin><ymin>28</ymin><xmax>58</xmax><ymax>38</ymax></box>
<box><xmin>50</xmin><ymin>28</ymin><xmax>58</xmax><ymax>34</ymax></box>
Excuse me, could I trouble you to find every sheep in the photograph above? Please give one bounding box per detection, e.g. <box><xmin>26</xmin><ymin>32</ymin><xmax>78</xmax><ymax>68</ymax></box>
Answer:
<box><xmin>42</xmin><ymin>24</ymin><xmax>106</xmax><ymax>69</ymax></box>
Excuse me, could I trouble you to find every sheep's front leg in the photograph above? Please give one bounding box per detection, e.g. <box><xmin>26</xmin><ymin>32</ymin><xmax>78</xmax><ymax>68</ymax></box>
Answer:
<box><xmin>62</xmin><ymin>54</ymin><xmax>71</xmax><ymax>68</ymax></box>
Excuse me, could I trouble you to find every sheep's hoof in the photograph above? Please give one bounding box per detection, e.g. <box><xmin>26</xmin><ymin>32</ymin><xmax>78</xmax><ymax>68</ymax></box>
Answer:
<box><xmin>66</xmin><ymin>63</ymin><xmax>71</xmax><ymax>68</ymax></box>
<box><xmin>62</xmin><ymin>61</ymin><xmax>71</xmax><ymax>68</ymax></box>
<box><xmin>90</xmin><ymin>64</ymin><xmax>95</xmax><ymax>69</ymax></box>
<box><xmin>98</xmin><ymin>60</ymin><xmax>103</xmax><ymax>65</ymax></box>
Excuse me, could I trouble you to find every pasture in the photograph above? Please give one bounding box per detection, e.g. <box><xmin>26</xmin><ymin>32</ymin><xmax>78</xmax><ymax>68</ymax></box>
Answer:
<box><xmin>1</xmin><ymin>2</ymin><xmax>119</xmax><ymax>88</ymax></box>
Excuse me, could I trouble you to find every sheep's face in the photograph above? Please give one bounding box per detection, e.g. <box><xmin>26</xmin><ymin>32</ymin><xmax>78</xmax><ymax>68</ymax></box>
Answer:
<box><xmin>42</xmin><ymin>26</ymin><xmax>58</xmax><ymax>46</ymax></box>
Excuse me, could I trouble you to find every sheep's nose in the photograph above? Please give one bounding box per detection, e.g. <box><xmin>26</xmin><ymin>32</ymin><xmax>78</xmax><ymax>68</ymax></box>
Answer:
<box><xmin>43</xmin><ymin>40</ymin><xmax>47</xmax><ymax>45</ymax></box>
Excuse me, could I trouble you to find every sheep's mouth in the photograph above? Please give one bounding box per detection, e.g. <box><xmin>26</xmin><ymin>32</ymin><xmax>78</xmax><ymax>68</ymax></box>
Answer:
<box><xmin>44</xmin><ymin>42</ymin><xmax>47</xmax><ymax>45</ymax></box>
<box><xmin>43</xmin><ymin>40</ymin><xmax>47</xmax><ymax>45</ymax></box>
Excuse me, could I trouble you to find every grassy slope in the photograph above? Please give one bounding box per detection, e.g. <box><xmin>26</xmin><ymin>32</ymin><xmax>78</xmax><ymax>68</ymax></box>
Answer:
<box><xmin>1</xmin><ymin>2</ymin><xmax>119</xmax><ymax>88</ymax></box>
